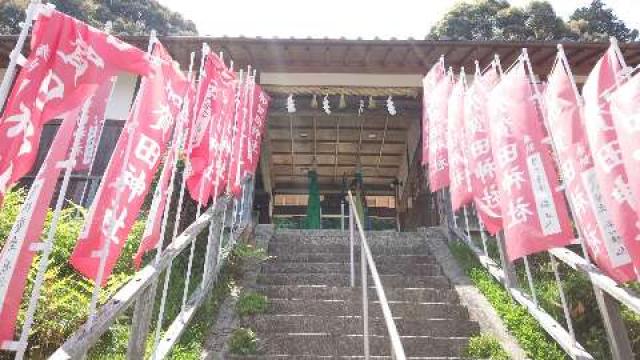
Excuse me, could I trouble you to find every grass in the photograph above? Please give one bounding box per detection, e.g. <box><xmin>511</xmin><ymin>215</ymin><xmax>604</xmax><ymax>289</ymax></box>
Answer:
<box><xmin>464</xmin><ymin>334</ymin><xmax>511</xmax><ymax>360</ymax></box>
<box><xmin>448</xmin><ymin>239</ymin><xmax>568</xmax><ymax>360</ymax></box>
<box><xmin>235</xmin><ymin>292</ymin><xmax>269</xmax><ymax>317</ymax></box>
<box><xmin>228</xmin><ymin>328</ymin><xmax>258</xmax><ymax>355</ymax></box>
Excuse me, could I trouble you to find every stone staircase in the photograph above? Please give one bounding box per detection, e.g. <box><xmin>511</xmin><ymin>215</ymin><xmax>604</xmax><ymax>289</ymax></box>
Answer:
<box><xmin>233</xmin><ymin>229</ymin><xmax>479</xmax><ymax>359</ymax></box>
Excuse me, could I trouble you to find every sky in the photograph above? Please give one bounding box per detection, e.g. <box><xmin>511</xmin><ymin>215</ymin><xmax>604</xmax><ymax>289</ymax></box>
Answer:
<box><xmin>157</xmin><ymin>0</ymin><xmax>640</xmax><ymax>40</ymax></box>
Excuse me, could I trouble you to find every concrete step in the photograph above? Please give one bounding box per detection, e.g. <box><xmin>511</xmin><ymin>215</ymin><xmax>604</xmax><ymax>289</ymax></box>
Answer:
<box><xmin>243</xmin><ymin>315</ymin><xmax>479</xmax><ymax>337</ymax></box>
<box><xmin>256</xmin><ymin>273</ymin><xmax>451</xmax><ymax>288</ymax></box>
<box><xmin>230</xmin><ymin>357</ymin><xmax>465</xmax><ymax>360</ymax></box>
<box><xmin>268</xmin><ymin>253</ymin><xmax>438</xmax><ymax>265</ymax></box>
<box><xmin>268</xmin><ymin>243</ymin><xmax>429</xmax><ymax>256</ymax></box>
<box><xmin>270</xmin><ymin>234</ymin><xmax>424</xmax><ymax>247</ymax></box>
<box><xmin>261</xmin><ymin>262</ymin><xmax>442</xmax><ymax>276</ymax></box>
<box><xmin>254</xmin><ymin>333</ymin><xmax>469</xmax><ymax>357</ymax></box>
<box><xmin>266</xmin><ymin>299</ymin><xmax>469</xmax><ymax>320</ymax></box>
<box><xmin>255</xmin><ymin>285</ymin><xmax>459</xmax><ymax>303</ymax></box>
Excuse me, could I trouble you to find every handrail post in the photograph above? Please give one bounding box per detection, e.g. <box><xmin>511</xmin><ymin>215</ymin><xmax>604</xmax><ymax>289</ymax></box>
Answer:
<box><xmin>341</xmin><ymin>200</ymin><xmax>345</xmax><ymax>231</ymax></box>
<box><xmin>349</xmin><ymin>203</ymin><xmax>355</xmax><ymax>288</ymax></box>
<box><xmin>496</xmin><ymin>231</ymin><xmax>517</xmax><ymax>289</ymax></box>
<box><xmin>361</xmin><ymin>233</ymin><xmax>370</xmax><ymax>360</ymax></box>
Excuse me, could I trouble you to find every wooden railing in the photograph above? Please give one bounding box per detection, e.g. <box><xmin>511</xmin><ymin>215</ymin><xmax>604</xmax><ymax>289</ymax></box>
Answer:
<box><xmin>437</xmin><ymin>189</ymin><xmax>639</xmax><ymax>360</ymax></box>
<box><xmin>48</xmin><ymin>177</ymin><xmax>256</xmax><ymax>360</ymax></box>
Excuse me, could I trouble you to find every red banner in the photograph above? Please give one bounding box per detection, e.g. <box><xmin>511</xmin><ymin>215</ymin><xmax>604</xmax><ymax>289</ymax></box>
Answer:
<box><xmin>73</xmin><ymin>76</ymin><xmax>116</xmax><ymax>171</ymax></box>
<box><xmin>186</xmin><ymin>53</ymin><xmax>236</xmax><ymax>204</ymax></box>
<box><xmin>133</xmin><ymin>81</ymin><xmax>196</xmax><ymax>269</ymax></box>
<box><xmin>0</xmin><ymin>100</ymin><xmax>89</xmax><ymax>344</ymax></box>
<box><xmin>421</xmin><ymin>60</ymin><xmax>446</xmax><ymax>167</ymax></box>
<box><xmin>427</xmin><ymin>71</ymin><xmax>454</xmax><ymax>192</ymax></box>
<box><xmin>466</xmin><ymin>66</ymin><xmax>502</xmax><ymax>235</ymax></box>
<box><xmin>448</xmin><ymin>75</ymin><xmax>472</xmax><ymax>211</ymax></box>
<box><xmin>582</xmin><ymin>45</ymin><xmax>640</xmax><ymax>275</ymax></box>
<box><xmin>488</xmin><ymin>61</ymin><xmax>573</xmax><ymax>261</ymax></box>
<box><xmin>243</xmin><ymin>85</ymin><xmax>270</xmax><ymax>176</ymax></box>
<box><xmin>547</xmin><ymin>58</ymin><xmax>635</xmax><ymax>283</ymax></box>
<box><xmin>0</xmin><ymin>9</ymin><xmax>151</xmax><ymax>207</ymax></box>
<box><xmin>70</xmin><ymin>43</ymin><xmax>187</xmax><ymax>284</ymax></box>
<box><xmin>229</xmin><ymin>77</ymin><xmax>253</xmax><ymax>197</ymax></box>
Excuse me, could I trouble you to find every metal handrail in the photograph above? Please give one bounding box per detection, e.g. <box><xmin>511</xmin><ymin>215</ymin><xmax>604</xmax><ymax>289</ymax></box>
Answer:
<box><xmin>348</xmin><ymin>191</ymin><xmax>406</xmax><ymax>360</ymax></box>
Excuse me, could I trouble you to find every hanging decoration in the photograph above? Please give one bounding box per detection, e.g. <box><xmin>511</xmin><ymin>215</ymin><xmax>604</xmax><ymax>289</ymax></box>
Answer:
<box><xmin>286</xmin><ymin>93</ymin><xmax>296</xmax><ymax>113</ymax></box>
<box><xmin>310</xmin><ymin>94</ymin><xmax>318</xmax><ymax>108</ymax></box>
<box><xmin>322</xmin><ymin>94</ymin><xmax>331</xmax><ymax>114</ymax></box>
<box><xmin>386</xmin><ymin>95</ymin><xmax>397</xmax><ymax>116</ymax></box>
<box><xmin>358</xmin><ymin>99</ymin><xmax>365</xmax><ymax>116</ymax></box>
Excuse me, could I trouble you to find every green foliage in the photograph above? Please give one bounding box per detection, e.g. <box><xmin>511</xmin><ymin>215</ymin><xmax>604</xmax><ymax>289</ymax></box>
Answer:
<box><xmin>236</xmin><ymin>292</ymin><xmax>269</xmax><ymax>317</ymax></box>
<box><xmin>429</xmin><ymin>0</ymin><xmax>636</xmax><ymax>41</ymax></box>
<box><xmin>0</xmin><ymin>0</ymin><xmax>197</xmax><ymax>35</ymax></box>
<box><xmin>448</xmin><ymin>240</ymin><xmax>567</xmax><ymax>360</ymax></box>
<box><xmin>228</xmin><ymin>328</ymin><xmax>258</xmax><ymax>355</ymax></box>
<box><xmin>233</xmin><ymin>243</ymin><xmax>269</xmax><ymax>262</ymax></box>
<box><xmin>465</xmin><ymin>334</ymin><xmax>511</xmax><ymax>360</ymax></box>
<box><xmin>569</xmin><ymin>0</ymin><xmax>638</xmax><ymax>41</ymax></box>
<box><xmin>0</xmin><ymin>188</ymin><xmax>145</xmax><ymax>357</ymax></box>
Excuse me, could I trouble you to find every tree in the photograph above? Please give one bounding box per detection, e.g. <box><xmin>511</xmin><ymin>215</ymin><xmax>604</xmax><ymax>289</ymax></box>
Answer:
<box><xmin>429</xmin><ymin>0</ymin><xmax>511</xmax><ymax>40</ymax></box>
<box><xmin>568</xmin><ymin>0</ymin><xmax>638</xmax><ymax>41</ymax></box>
<box><xmin>429</xmin><ymin>0</ymin><xmax>637</xmax><ymax>41</ymax></box>
<box><xmin>0</xmin><ymin>0</ymin><xmax>197</xmax><ymax>35</ymax></box>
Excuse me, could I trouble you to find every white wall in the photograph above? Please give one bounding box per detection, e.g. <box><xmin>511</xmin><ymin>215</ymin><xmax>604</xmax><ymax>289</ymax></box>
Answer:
<box><xmin>105</xmin><ymin>72</ymin><xmax>138</xmax><ymax>120</ymax></box>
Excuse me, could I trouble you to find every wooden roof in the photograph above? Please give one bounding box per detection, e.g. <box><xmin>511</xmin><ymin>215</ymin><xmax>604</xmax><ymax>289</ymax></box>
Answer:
<box><xmin>2</xmin><ymin>35</ymin><xmax>640</xmax><ymax>75</ymax></box>
<box><xmin>2</xmin><ymin>35</ymin><xmax>640</xmax><ymax>194</ymax></box>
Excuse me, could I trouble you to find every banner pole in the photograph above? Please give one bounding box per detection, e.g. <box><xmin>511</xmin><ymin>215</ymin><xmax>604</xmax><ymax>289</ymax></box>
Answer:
<box><xmin>237</xmin><ymin>70</ymin><xmax>257</xmax><ymax>229</ymax></box>
<box><xmin>462</xmin><ymin>205</ymin><xmax>472</xmax><ymax>242</ymax></box>
<box><xmin>181</xmin><ymin>44</ymin><xmax>215</xmax><ymax>312</ymax></box>
<box><xmin>529</xmin><ymin>46</ymin><xmax>634</xmax><ymax>359</ymax></box>
<box><xmin>12</xmin><ymin>97</ymin><xmax>92</xmax><ymax>360</ymax></box>
<box><xmin>77</xmin><ymin>22</ymin><xmax>117</xmax><ymax>209</ymax></box>
<box><xmin>550</xmin><ymin>254</ymin><xmax>576</xmax><ymax>344</ymax></box>
<box><xmin>84</xmin><ymin>31</ymin><xmax>158</xmax><ymax>349</ymax></box>
<box><xmin>0</xmin><ymin>1</ymin><xmax>41</xmax><ymax>112</ymax></box>
<box><xmin>477</xmin><ymin>217</ymin><xmax>489</xmax><ymax>257</ymax></box>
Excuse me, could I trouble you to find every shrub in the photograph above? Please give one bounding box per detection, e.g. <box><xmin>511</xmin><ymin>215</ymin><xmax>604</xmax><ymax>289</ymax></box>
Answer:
<box><xmin>0</xmin><ymin>188</ymin><xmax>145</xmax><ymax>357</ymax></box>
<box><xmin>228</xmin><ymin>327</ymin><xmax>258</xmax><ymax>355</ymax></box>
<box><xmin>465</xmin><ymin>334</ymin><xmax>511</xmax><ymax>360</ymax></box>
<box><xmin>235</xmin><ymin>292</ymin><xmax>269</xmax><ymax>317</ymax></box>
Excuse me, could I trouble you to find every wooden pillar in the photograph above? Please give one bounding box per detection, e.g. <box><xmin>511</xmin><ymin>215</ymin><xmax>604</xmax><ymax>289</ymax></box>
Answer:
<box><xmin>594</xmin><ymin>287</ymin><xmax>634</xmax><ymax>360</ymax></box>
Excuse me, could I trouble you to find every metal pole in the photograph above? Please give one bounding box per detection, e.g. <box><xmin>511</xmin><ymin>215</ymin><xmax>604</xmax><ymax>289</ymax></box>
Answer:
<box><xmin>523</xmin><ymin>256</ymin><xmax>539</xmax><ymax>306</ymax></box>
<box><xmin>13</xmin><ymin>98</ymin><xmax>91</xmax><ymax>360</ymax></box>
<box><xmin>181</xmin><ymin>45</ymin><xmax>219</xmax><ymax>313</ymax></box>
<box><xmin>361</xmin><ymin>234</ymin><xmax>370</xmax><ymax>360</ymax></box>
<box><xmin>550</xmin><ymin>254</ymin><xmax>576</xmax><ymax>343</ymax></box>
<box><xmin>478</xmin><ymin>218</ymin><xmax>490</xmax><ymax>256</ymax></box>
<box><xmin>85</xmin><ymin>31</ymin><xmax>157</xmax><ymax>341</ymax></box>
<box><xmin>0</xmin><ymin>1</ymin><xmax>41</xmax><ymax>111</ymax></box>
<box><xmin>349</xmin><ymin>203</ymin><xmax>355</xmax><ymax>288</ymax></box>
<box><xmin>151</xmin><ymin>48</ymin><xmax>203</xmax><ymax>356</ymax></box>
<box><xmin>462</xmin><ymin>205</ymin><xmax>472</xmax><ymax>242</ymax></box>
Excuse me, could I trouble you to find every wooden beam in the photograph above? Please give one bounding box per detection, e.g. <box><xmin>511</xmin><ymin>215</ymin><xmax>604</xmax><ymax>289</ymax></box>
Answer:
<box><xmin>572</xmin><ymin>48</ymin><xmax>604</xmax><ymax>70</ymax></box>
<box><xmin>382</xmin><ymin>46</ymin><xmax>395</xmax><ymax>66</ymax></box>
<box><xmin>478</xmin><ymin>46</ymin><xmax>498</xmax><ymax>68</ymax></box>
<box><xmin>398</xmin><ymin>46</ymin><xmax>413</xmax><ymax>66</ymax></box>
